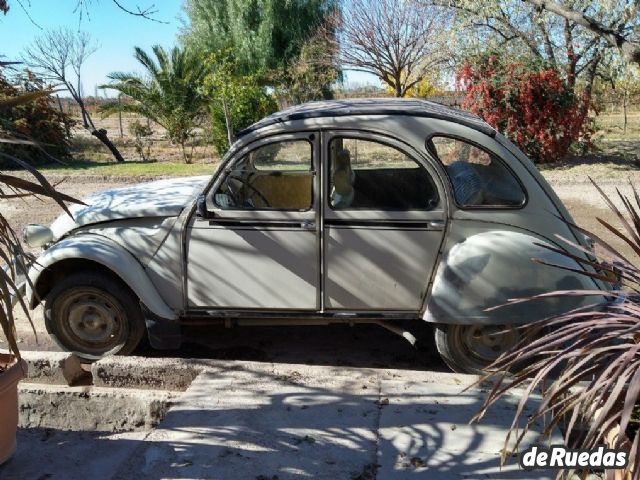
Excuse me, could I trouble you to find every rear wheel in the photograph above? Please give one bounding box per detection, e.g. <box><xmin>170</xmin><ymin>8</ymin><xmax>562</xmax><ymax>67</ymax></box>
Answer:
<box><xmin>44</xmin><ymin>271</ymin><xmax>145</xmax><ymax>361</ymax></box>
<box><xmin>434</xmin><ymin>323</ymin><xmax>520</xmax><ymax>374</ymax></box>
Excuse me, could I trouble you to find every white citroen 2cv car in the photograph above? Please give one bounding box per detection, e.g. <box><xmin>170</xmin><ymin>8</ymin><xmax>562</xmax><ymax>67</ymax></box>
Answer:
<box><xmin>21</xmin><ymin>99</ymin><xmax>599</xmax><ymax>373</ymax></box>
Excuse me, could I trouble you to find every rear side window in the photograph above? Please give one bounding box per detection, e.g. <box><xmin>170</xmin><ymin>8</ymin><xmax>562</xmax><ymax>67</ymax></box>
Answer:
<box><xmin>328</xmin><ymin>137</ymin><xmax>438</xmax><ymax>210</ymax></box>
<box><xmin>429</xmin><ymin>136</ymin><xmax>526</xmax><ymax>208</ymax></box>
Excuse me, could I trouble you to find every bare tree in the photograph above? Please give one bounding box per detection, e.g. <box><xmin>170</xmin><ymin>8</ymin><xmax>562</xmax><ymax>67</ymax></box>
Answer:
<box><xmin>23</xmin><ymin>28</ymin><xmax>125</xmax><ymax>162</ymax></box>
<box><xmin>323</xmin><ymin>0</ymin><xmax>451</xmax><ymax>97</ymax></box>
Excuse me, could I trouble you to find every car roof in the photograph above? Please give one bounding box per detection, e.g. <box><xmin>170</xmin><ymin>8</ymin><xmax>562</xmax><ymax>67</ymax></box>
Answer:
<box><xmin>237</xmin><ymin>98</ymin><xmax>497</xmax><ymax>138</ymax></box>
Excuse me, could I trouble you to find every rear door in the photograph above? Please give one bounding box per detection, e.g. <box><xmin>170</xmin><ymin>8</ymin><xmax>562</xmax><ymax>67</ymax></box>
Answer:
<box><xmin>322</xmin><ymin>132</ymin><xmax>447</xmax><ymax>312</ymax></box>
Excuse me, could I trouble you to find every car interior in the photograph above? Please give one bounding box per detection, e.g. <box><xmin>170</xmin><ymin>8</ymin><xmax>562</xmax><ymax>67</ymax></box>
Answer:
<box><xmin>329</xmin><ymin>137</ymin><xmax>439</xmax><ymax>210</ymax></box>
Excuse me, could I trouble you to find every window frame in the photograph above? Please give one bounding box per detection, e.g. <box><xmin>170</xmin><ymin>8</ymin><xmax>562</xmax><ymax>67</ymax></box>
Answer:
<box><xmin>326</xmin><ymin>135</ymin><xmax>440</xmax><ymax>212</ymax></box>
<box><xmin>212</xmin><ymin>138</ymin><xmax>315</xmax><ymax>213</ymax></box>
<box><xmin>425</xmin><ymin>133</ymin><xmax>528</xmax><ymax>210</ymax></box>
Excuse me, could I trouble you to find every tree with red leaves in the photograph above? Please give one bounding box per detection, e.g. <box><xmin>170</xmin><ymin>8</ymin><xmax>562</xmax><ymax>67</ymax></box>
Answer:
<box><xmin>457</xmin><ymin>53</ymin><xmax>593</xmax><ymax>164</ymax></box>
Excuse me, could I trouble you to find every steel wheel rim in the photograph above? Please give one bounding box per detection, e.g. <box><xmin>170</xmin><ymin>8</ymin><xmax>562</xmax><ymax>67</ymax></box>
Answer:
<box><xmin>58</xmin><ymin>287</ymin><xmax>127</xmax><ymax>354</ymax></box>
<box><xmin>457</xmin><ymin>324</ymin><xmax>519</xmax><ymax>366</ymax></box>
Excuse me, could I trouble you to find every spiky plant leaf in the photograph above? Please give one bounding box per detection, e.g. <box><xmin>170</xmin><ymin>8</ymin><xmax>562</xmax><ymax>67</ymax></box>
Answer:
<box><xmin>475</xmin><ymin>179</ymin><xmax>640</xmax><ymax>480</ymax></box>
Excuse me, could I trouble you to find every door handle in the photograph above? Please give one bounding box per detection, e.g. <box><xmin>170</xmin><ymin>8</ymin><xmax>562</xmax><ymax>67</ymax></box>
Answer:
<box><xmin>301</xmin><ymin>221</ymin><xmax>316</xmax><ymax>231</ymax></box>
<box><xmin>428</xmin><ymin>220</ymin><xmax>445</xmax><ymax>230</ymax></box>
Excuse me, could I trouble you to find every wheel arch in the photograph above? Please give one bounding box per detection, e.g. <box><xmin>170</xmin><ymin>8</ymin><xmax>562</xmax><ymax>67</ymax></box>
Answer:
<box><xmin>27</xmin><ymin>234</ymin><xmax>177</xmax><ymax>321</ymax></box>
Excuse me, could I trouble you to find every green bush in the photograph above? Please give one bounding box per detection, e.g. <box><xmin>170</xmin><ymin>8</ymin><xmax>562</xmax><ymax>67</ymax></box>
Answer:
<box><xmin>0</xmin><ymin>70</ymin><xmax>73</xmax><ymax>166</ymax></box>
<box><xmin>209</xmin><ymin>85</ymin><xmax>277</xmax><ymax>156</ymax></box>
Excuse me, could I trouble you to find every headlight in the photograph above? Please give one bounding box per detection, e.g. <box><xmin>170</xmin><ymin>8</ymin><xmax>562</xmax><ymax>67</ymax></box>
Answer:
<box><xmin>22</xmin><ymin>224</ymin><xmax>53</xmax><ymax>248</ymax></box>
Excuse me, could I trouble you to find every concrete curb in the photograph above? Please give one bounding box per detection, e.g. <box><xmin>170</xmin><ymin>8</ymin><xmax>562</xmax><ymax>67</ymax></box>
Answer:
<box><xmin>19</xmin><ymin>383</ymin><xmax>177</xmax><ymax>432</ymax></box>
<box><xmin>20</xmin><ymin>351</ymin><xmax>87</xmax><ymax>386</ymax></box>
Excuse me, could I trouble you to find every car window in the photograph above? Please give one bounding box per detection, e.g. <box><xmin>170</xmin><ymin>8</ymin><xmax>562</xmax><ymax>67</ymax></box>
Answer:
<box><xmin>328</xmin><ymin>137</ymin><xmax>438</xmax><ymax>210</ymax></box>
<box><xmin>430</xmin><ymin>136</ymin><xmax>526</xmax><ymax>207</ymax></box>
<box><xmin>214</xmin><ymin>140</ymin><xmax>313</xmax><ymax>210</ymax></box>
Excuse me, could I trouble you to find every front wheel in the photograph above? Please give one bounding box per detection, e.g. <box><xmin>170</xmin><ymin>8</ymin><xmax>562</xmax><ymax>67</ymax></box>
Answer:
<box><xmin>434</xmin><ymin>323</ymin><xmax>521</xmax><ymax>374</ymax></box>
<box><xmin>44</xmin><ymin>271</ymin><xmax>146</xmax><ymax>361</ymax></box>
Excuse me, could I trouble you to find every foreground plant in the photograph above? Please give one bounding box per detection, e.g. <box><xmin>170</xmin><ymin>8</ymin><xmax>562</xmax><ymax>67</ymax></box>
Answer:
<box><xmin>0</xmin><ymin>86</ymin><xmax>80</xmax><ymax>360</ymax></box>
<box><xmin>475</xmin><ymin>179</ymin><xmax>639</xmax><ymax>480</ymax></box>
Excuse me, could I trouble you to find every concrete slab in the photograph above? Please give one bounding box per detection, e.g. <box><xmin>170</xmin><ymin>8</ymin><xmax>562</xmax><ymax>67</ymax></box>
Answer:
<box><xmin>376</xmin><ymin>379</ymin><xmax>559</xmax><ymax>479</ymax></box>
<box><xmin>0</xmin><ymin>429</ymin><xmax>149</xmax><ymax>480</ymax></box>
<box><xmin>2</xmin><ymin>362</ymin><xmax>562</xmax><ymax>480</ymax></box>
<box><xmin>113</xmin><ymin>363</ymin><xmax>380</xmax><ymax>480</ymax></box>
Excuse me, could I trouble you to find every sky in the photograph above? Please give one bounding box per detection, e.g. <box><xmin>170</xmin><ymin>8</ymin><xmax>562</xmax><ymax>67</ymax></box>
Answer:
<box><xmin>0</xmin><ymin>1</ymin><xmax>380</xmax><ymax>97</ymax></box>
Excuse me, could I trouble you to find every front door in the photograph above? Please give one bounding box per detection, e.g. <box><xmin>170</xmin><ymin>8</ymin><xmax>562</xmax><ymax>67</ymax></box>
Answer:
<box><xmin>323</xmin><ymin>132</ymin><xmax>447</xmax><ymax>311</ymax></box>
<box><xmin>186</xmin><ymin>133</ymin><xmax>319</xmax><ymax>310</ymax></box>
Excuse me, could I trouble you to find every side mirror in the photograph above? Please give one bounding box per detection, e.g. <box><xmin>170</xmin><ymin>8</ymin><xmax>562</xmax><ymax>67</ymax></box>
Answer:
<box><xmin>196</xmin><ymin>194</ymin><xmax>210</xmax><ymax>219</ymax></box>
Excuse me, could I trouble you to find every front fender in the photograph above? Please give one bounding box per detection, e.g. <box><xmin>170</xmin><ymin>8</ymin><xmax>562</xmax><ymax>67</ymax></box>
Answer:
<box><xmin>423</xmin><ymin>229</ymin><xmax>604</xmax><ymax>325</ymax></box>
<box><xmin>26</xmin><ymin>234</ymin><xmax>177</xmax><ymax>321</ymax></box>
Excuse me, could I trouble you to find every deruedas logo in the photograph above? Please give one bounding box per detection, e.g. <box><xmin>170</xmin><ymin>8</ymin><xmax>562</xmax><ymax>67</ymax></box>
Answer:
<box><xmin>520</xmin><ymin>445</ymin><xmax>628</xmax><ymax>470</ymax></box>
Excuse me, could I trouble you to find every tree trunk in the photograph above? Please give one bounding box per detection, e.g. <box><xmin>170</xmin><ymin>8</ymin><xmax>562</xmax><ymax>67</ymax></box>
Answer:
<box><xmin>70</xmin><ymin>87</ymin><xmax>125</xmax><ymax>163</ymax></box>
<box><xmin>91</xmin><ymin>129</ymin><xmax>125</xmax><ymax>163</ymax></box>
<box><xmin>579</xmin><ymin>53</ymin><xmax>601</xmax><ymax>120</ymax></box>
<box><xmin>222</xmin><ymin>98</ymin><xmax>236</xmax><ymax>147</ymax></box>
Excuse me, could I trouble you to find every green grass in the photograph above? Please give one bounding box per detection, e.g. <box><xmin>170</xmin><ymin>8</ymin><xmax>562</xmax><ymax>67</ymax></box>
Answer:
<box><xmin>37</xmin><ymin>159</ymin><xmax>217</xmax><ymax>177</ymax></box>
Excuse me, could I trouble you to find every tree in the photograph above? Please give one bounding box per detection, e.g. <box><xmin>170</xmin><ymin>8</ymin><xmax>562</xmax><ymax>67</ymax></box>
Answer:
<box><xmin>273</xmin><ymin>34</ymin><xmax>341</xmax><ymax>105</ymax></box>
<box><xmin>23</xmin><ymin>28</ymin><xmax>126</xmax><ymax>162</ymax></box>
<box><xmin>180</xmin><ymin>0</ymin><xmax>338</xmax><ymax>75</ymax></box>
<box><xmin>322</xmin><ymin>0</ymin><xmax>452</xmax><ymax>98</ymax></box>
<box><xmin>100</xmin><ymin>46</ymin><xmax>208</xmax><ymax>163</ymax></box>
<box><xmin>523</xmin><ymin>0</ymin><xmax>640</xmax><ymax>65</ymax></box>
<box><xmin>430</xmin><ymin>0</ymin><xmax>640</xmax><ymax>107</ymax></box>
<box><xmin>431</xmin><ymin>1</ymin><xmax>609</xmax><ymax>104</ymax></box>
<box><xmin>203</xmin><ymin>51</ymin><xmax>277</xmax><ymax>154</ymax></box>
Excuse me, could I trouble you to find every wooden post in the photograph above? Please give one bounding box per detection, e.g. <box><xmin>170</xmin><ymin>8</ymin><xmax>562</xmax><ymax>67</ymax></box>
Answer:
<box><xmin>118</xmin><ymin>95</ymin><xmax>123</xmax><ymax>139</ymax></box>
<box><xmin>623</xmin><ymin>90</ymin><xmax>628</xmax><ymax>136</ymax></box>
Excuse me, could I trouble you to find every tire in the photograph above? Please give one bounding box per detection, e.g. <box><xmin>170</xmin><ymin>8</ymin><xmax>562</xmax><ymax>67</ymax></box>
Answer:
<box><xmin>434</xmin><ymin>323</ymin><xmax>520</xmax><ymax>375</ymax></box>
<box><xmin>44</xmin><ymin>271</ymin><xmax>145</xmax><ymax>361</ymax></box>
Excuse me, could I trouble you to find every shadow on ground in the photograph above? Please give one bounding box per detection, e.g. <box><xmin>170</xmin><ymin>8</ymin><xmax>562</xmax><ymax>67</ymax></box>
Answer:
<box><xmin>154</xmin><ymin>323</ymin><xmax>447</xmax><ymax>372</ymax></box>
<box><xmin>2</xmin><ymin>362</ymin><xmax>545</xmax><ymax>480</ymax></box>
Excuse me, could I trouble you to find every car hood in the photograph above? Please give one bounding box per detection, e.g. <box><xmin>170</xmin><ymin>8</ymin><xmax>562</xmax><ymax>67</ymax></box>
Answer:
<box><xmin>50</xmin><ymin>175</ymin><xmax>209</xmax><ymax>240</ymax></box>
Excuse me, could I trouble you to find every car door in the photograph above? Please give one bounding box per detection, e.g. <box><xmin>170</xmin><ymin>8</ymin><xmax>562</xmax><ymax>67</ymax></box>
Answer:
<box><xmin>323</xmin><ymin>132</ymin><xmax>447</xmax><ymax>312</ymax></box>
<box><xmin>186</xmin><ymin>132</ymin><xmax>320</xmax><ymax>310</ymax></box>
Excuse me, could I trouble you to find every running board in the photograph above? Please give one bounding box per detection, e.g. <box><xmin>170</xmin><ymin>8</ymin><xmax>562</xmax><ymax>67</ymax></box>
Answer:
<box><xmin>179</xmin><ymin>312</ymin><xmax>419</xmax><ymax>346</ymax></box>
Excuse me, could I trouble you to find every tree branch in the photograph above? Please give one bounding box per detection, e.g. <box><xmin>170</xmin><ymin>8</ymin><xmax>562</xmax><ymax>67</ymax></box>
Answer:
<box><xmin>524</xmin><ymin>0</ymin><xmax>640</xmax><ymax>64</ymax></box>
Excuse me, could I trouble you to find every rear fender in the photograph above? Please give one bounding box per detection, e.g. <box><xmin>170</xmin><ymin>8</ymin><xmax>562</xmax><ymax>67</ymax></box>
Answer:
<box><xmin>423</xmin><ymin>229</ymin><xmax>603</xmax><ymax>325</ymax></box>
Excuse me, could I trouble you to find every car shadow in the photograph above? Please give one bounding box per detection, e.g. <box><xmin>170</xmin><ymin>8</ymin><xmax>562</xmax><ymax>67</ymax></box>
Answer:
<box><xmin>142</xmin><ymin>323</ymin><xmax>448</xmax><ymax>372</ymax></box>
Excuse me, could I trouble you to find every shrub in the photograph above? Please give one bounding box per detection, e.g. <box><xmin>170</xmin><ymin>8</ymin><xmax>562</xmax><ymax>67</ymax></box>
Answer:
<box><xmin>128</xmin><ymin>120</ymin><xmax>153</xmax><ymax>162</ymax></box>
<box><xmin>457</xmin><ymin>54</ymin><xmax>592</xmax><ymax>164</ymax></box>
<box><xmin>0</xmin><ymin>70</ymin><xmax>73</xmax><ymax>166</ymax></box>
